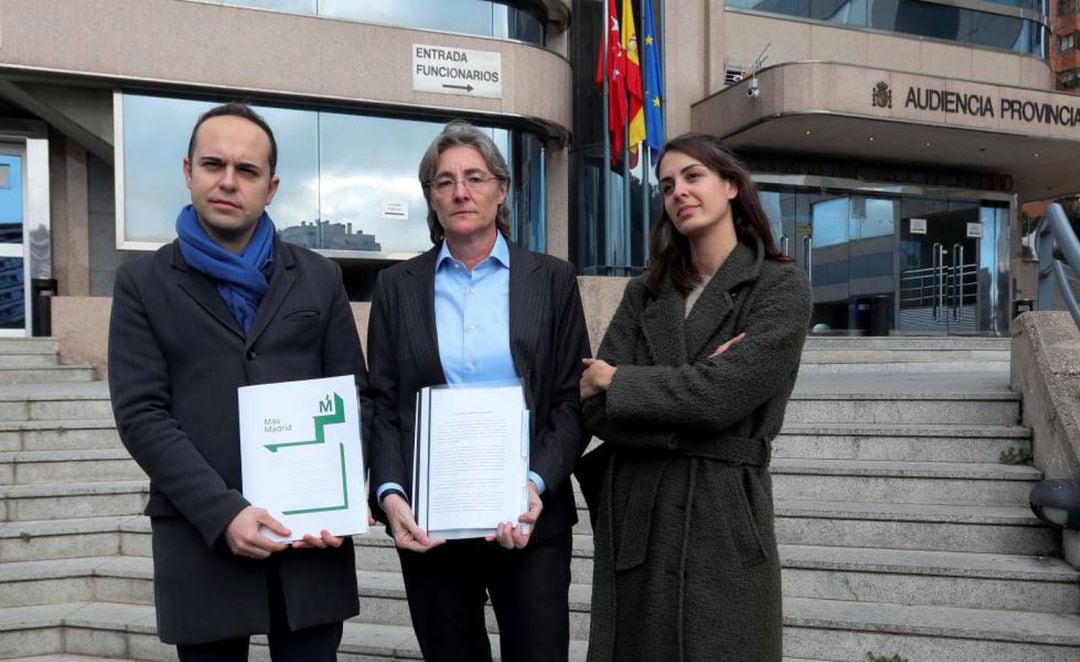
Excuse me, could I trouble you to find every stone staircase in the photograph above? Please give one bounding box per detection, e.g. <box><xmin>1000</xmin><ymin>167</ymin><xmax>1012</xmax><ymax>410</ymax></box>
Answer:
<box><xmin>2</xmin><ymin>336</ymin><xmax>1080</xmax><ymax>661</ymax></box>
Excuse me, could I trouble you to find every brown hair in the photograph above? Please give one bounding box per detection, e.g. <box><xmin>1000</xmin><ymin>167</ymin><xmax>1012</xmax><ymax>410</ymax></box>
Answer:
<box><xmin>647</xmin><ymin>133</ymin><xmax>789</xmax><ymax>294</ymax></box>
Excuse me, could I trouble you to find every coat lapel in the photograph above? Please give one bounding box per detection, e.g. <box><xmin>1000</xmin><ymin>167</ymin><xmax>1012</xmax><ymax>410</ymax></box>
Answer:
<box><xmin>640</xmin><ymin>282</ymin><xmax>689</xmax><ymax>366</ymax></box>
<box><xmin>171</xmin><ymin>240</ymin><xmax>245</xmax><ymax>340</ymax></box>
<box><xmin>508</xmin><ymin>244</ymin><xmax>543</xmax><ymax>402</ymax></box>
<box><xmin>683</xmin><ymin>240</ymin><xmax>763</xmax><ymax>360</ymax></box>
<box><xmin>403</xmin><ymin>247</ymin><xmax>447</xmax><ymax>385</ymax></box>
<box><xmin>245</xmin><ymin>237</ymin><xmax>297</xmax><ymax>350</ymax></box>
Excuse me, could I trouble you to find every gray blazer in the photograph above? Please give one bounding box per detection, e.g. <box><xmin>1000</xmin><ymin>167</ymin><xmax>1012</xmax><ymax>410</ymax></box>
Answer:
<box><xmin>108</xmin><ymin>237</ymin><xmax>371</xmax><ymax>644</ymax></box>
<box><xmin>366</xmin><ymin>242</ymin><xmax>591</xmax><ymax>542</ymax></box>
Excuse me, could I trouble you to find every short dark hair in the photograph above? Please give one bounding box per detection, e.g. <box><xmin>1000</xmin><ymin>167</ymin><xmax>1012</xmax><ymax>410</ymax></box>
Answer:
<box><xmin>187</xmin><ymin>102</ymin><xmax>278</xmax><ymax>176</ymax></box>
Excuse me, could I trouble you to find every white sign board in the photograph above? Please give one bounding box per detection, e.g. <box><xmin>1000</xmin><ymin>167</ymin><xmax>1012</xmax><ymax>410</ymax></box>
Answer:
<box><xmin>413</xmin><ymin>44</ymin><xmax>502</xmax><ymax>99</ymax></box>
<box><xmin>967</xmin><ymin>222</ymin><xmax>983</xmax><ymax>238</ymax></box>
<box><xmin>381</xmin><ymin>200</ymin><xmax>409</xmax><ymax>220</ymax></box>
<box><xmin>909</xmin><ymin>218</ymin><xmax>927</xmax><ymax>235</ymax></box>
<box><xmin>239</xmin><ymin>375</ymin><xmax>367</xmax><ymax>542</ymax></box>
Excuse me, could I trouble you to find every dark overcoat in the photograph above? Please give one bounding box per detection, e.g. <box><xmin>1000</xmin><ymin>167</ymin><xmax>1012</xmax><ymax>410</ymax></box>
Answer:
<box><xmin>367</xmin><ymin>242</ymin><xmax>591</xmax><ymax>544</ymax></box>
<box><xmin>580</xmin><ymin>239</ymin><xmax>810</xmax><ymax>662</ymax></box>
<box><xmin>108</xmin><ymin>237</ymin><xmax>370</xmax><ymax>644</ymax></box>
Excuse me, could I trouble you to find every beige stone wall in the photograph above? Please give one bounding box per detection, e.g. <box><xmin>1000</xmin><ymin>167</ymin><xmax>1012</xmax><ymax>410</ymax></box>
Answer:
<box><xmin>1010</xmin><ymin>311</ymin><xmax>1080</xmax><ymax>567</ymax></box>
<box><xmin>51</xmin><ymin>275</ymin><xmax>632</xmax><ymax>376</ymax></box>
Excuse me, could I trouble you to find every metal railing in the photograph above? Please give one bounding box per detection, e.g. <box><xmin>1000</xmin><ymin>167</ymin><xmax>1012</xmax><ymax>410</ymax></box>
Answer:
<box><xmin>1038</xmin><ymin>203</ymin><xmax>1080</xmax><ymax>329</ymax></box>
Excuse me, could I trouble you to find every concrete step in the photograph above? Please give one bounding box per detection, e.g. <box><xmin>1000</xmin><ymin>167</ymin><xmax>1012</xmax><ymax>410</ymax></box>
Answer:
<box><xmin>802</xmin><ymin>337</ymin><xmax>1011</xmax><ymax>351</ymax></box>
<box><xmin>774</xmin><ymin>423</ymin><xmax>1031</xmax><ymax>463</ymax></box>
<box><xmin>0</xmin><ymin>353</ymin><xmax>64</xmax><ymax>368</ymax></box>
<box><xmin>0</xmin><ymin>450</ymin><xmax>144</xmax><ymax>486</ymax></box>
<box><xmin>780</xmin><ymin>545</ymin><xmax>1079</xmax><ymax>613</ymax></box>
<box><xmin>0</xmin><ymin>384</ymin><xmax>112</xmax><ymax>422</ymax></box>
<box><xmin>0</xmin><ymin>338</ymin><xmax>59</xmax><ymax>355</ymax></box>
<box><xmin>770</xmin><ymin>459</ymin><xmax>1041</xmax><ymax>507</ymax></box>
<box><xmin>0</xmin><ymin>420</ymin><xmax>121</xmax><ymax>453</ymax></box>
<box><xmin>0</xmin><ymin>366</ymin><xmax>96</xmax><ymax>384</ymax></box>
<box><xmin>784</xmin><ymin>597</ymin><xmax>1080</xmax><ymax>661</ymax></box>
<box><xmin>92</xmin><ymin>520</ymin><xmax>1078</xmax><ymax>613</ymax></box>
<box><xmin>0</xmin><ymin>601</ymin><xmax>586</xmax><ymax>661</ymax></box>
<box><xmin>801</xmin><ymin>349</ymin><xmax>1010</xmax><ymax>363</ymax></box>
<box><xmin>773</xmin><ymin>499</ymin><xmax>1059</xmax><ymax>555</ymax></box>
<box><xmin>800</xmin><ymin>360</ymin><xmax>1011</xmax><ymax>374</ymax></box>
<box><xmin>0</xmin><ymin>516</ymin><xmax>147</xmax><ymax>563</ymax></box>
<box><xmin>7</xmin><ymin>598</ymin><xmax>1078</xmax><ymax>662</ymax></box>
<box><xmin>785</xmin><ymin>392</ymin><xmax>1020</xmax><ymax>425</ymax></box>
<box><xmin>0</xmin><ymin>481</ymin><xmax>147</xmax><ymax>522</ymax></box>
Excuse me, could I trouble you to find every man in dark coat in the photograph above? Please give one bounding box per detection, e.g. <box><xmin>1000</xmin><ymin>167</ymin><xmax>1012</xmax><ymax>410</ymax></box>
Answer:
<box><xmin>108</xmin><ymin>102</ymin><xmax>370</xmax><ymax>661</ymax></box>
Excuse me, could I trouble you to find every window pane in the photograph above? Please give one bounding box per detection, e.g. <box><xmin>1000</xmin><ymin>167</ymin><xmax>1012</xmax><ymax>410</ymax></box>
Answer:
<box><xmin>120</xmin><ymin>94</ymin><xmax>545</xmax><ymax>256</ymax></box>
<box><xmin>316</xmin><ymin>112</ymin><xmax>441</xmax><ymax>254</ymax></box>
<box><xmin>319</xmin><ymin>0</ymin><xmax>495</xmax><ymax>38</ymax></box>
<box><xmin>0</xmin><ymin>257</ymin><xmax>23</xmax><ymax>329</ymax></box>
<box><xmin>0</xmin><ymin>155</ymin><xmax>22</xmax><ymax>244</ymax></box>
<box><xmin>195</xmin><ymin>0</ymin><xmax>317</xmax><ymax>13</ymax></box>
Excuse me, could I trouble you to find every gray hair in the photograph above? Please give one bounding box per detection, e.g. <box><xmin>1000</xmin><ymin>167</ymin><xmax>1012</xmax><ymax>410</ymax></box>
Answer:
<box><xmin>418</xmin><ymin>119</ymin><xmax>511</xmax><ymax>244</ymax></box>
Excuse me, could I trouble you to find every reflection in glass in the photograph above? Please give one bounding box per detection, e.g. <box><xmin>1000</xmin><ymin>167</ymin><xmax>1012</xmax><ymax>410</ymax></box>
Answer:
<box><xmin>0</xmin><ymin>155</ymin><xmax>23</xmax><ymax>244</ymax></box>
<box><xmin>728</xmin><ymin>0</ymin><xmax>1049</xmax><ymax>57</ymax></box>
<box><xmin>198</xmin><ymin>0</ymin><xmax>545</xmax><ymax>46</ymax></box>
<box><xmin>120</xmin><ymin>93</ymin><xmax>547</xmax><ymax>255</ymax></box>
<box><xmin>0</xmin><ymin>257</ymin><xmax>23</xmax><ymax>329</ymax></box>
<box><xmin>196</xmin><ymin>0</ymin><xmax>316</xmax><ymax>11</ymax></box>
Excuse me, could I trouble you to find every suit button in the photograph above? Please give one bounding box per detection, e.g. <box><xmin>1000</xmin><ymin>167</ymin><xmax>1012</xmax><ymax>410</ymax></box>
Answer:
<box><xmin>246</xmin><ymin>350</ymin><xmax>257</xmax><ymax>360</ymax></box>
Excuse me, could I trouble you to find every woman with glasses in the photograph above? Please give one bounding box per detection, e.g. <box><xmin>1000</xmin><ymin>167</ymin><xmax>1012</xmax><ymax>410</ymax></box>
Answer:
<box><xmin>577</xmin><ymin>133</ymin><xmax>810</xmax><ymax>661</ymax></box>
<box><xmin>366</xmin><ymin>119</ymin><xmax>590</xmax><ymax>662</ymax></box>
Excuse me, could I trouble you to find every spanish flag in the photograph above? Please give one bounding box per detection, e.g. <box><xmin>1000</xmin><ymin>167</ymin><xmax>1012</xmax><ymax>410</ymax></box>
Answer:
<box><xmin>622</xmin><ymin>0</ymin><xmax>645</xmax><ymax>165</ymax></box>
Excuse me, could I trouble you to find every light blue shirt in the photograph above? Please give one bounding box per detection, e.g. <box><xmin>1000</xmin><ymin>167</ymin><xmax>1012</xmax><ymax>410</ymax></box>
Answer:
<box><xmin>377</xmin><ymin>234</ymin><xmax>546</xmax><ymax>505</ymax></box>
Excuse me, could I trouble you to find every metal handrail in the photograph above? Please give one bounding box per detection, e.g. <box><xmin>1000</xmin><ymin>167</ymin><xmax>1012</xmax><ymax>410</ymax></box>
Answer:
<box><xmin>1038</xmin><ymin>204</ymin><xmax>1080</xmax><ymax>329</ymax></box>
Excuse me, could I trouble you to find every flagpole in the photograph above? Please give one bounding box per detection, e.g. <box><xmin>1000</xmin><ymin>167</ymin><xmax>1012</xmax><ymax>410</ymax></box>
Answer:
<box><xmin>658</xmin><ymin>0</ymin><xmax>666</xmax><ymax>136</ymax></box>
<box><xmin>603</xmin><ymin>1</ymin><xmax>616</xmax><ymax>270</ymax></box>
<box><xmin>623</xmin><ymin>107</ymin><xmax>632</xmax><ymax>270</ymax></box>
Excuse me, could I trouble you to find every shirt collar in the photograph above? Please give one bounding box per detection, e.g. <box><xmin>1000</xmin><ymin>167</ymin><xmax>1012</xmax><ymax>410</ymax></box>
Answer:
<box><xmin>436</xmin><ymin>232</ymin><xmax>511</xmax><ymax>271</ymax></box>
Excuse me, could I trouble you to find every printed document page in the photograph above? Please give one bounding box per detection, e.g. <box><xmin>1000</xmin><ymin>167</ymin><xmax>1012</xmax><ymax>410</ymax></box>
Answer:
<box><xmin>238</xmin><ymin>374</ymin><xmax>368</xmax><ymax>543</ymax></box>
<box><xmin>414</xmin><ymin>383</ymin><xmax>529</xmax><ymax>539</ymax></box>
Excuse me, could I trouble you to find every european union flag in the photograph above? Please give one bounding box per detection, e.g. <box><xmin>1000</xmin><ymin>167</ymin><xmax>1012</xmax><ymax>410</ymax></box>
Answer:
<box><xmin>642</xmin><ymin>0</ymin><xmax>664</xmax><ymax>163</ymax></box>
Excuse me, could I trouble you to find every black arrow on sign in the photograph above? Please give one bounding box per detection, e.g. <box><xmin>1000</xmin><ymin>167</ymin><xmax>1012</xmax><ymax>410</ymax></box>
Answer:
<box><xmin>443</xmin><ymin>84</ymin><xmax>475</xmax><ymax>92</ymax></box>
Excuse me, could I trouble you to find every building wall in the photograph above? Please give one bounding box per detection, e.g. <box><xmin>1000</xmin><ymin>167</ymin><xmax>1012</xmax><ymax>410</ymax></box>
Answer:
<box><xmin>1052</xmin><ymin>0</ymin><xmax>1080</xmax><ymax>88</ymax></box>
<box><xmin>0</xmin><ymin>0</ymin><xmax>575</xmax><ymax>297</ymax></box>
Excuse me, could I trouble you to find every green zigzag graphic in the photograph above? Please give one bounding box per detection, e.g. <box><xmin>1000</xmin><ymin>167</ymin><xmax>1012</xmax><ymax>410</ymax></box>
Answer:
<box><xmin>264</xmin><ymin>392</ymin><xmax>346</xmax><ymax>452</ymax></box>
<box><xmin>262</xmin><ymin>391</ymin><xmax>351</xmax><ymax>516</ymax></box>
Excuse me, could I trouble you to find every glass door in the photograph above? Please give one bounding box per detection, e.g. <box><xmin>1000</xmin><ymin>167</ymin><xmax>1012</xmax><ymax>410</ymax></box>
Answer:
<box><xmin>0</xmin><ymin>149</ymin><xmax>28</xmax><ymax>336</ymax></box>
<box><xmin>898</xmin><ymin>199</ymin><xmax>980</xmax><ymax>334</ymax></box>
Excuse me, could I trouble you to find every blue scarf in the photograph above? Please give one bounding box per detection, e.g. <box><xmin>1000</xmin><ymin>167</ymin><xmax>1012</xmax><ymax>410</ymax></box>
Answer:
<box><xmin>176</xmin><ymin>204</ymin><xmax>275</xmax><ymax>336</ymax></box>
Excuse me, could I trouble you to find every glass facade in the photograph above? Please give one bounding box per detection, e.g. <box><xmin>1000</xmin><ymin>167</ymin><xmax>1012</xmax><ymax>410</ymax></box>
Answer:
<box><xmin>119</xmin><ymin>93</ymin><xmax>546</xmax><ymax>256</ymax></box>
<box><xmin>195</xmin><ymin>0</ymin><xmax>546</xmax><ymax>46</ymax></box>
<box><xmin>758</xmin><ymin>182</ymin><xmax>1010</xmax><ymax>335</ymax></box>
<box><xmin>726</xmin><ymin>0</ymin><xmax>1049</xmax><ymax>58</ymax></box>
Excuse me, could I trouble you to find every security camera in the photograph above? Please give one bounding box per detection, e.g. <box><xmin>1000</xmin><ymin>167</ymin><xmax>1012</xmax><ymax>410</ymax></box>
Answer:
<box><xmin>747</xmin><ymin>77</ymin><xmax>760</xmax><ymax>99</ymax></box>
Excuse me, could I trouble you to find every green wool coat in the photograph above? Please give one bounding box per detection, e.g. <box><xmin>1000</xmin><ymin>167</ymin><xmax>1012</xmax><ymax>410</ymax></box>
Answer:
<box><xmin>580</xmin><ymin>239</ymin><xmax>810</xmax><ymax>662</ymax></box>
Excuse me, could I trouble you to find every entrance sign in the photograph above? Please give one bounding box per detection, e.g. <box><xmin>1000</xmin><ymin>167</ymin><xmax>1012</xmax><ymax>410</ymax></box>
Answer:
<box><xmin>239</xmin><ymin>375</ymin><xmax>367</xmax><ymax>542</ymax></box>
<box><xmin>413</xmin><ymin>44</ymin><xmax>502</xmax><ymax>99</ymax></box>
<box><xmin>910</xmin><ymin>218</ymin><xmax>928</xmax><ymax>235</ymax></box>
